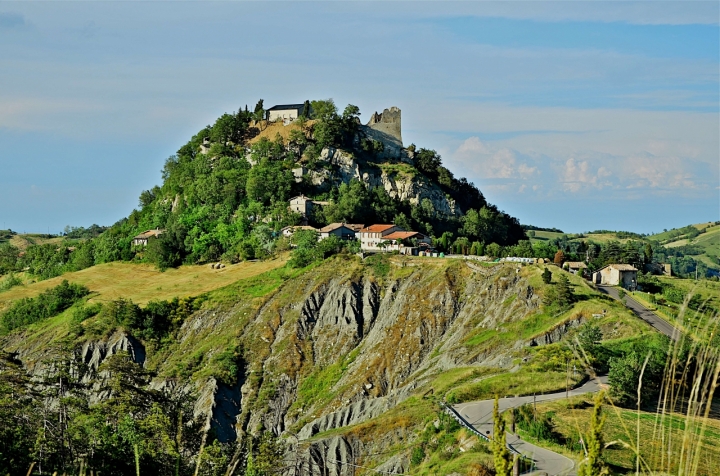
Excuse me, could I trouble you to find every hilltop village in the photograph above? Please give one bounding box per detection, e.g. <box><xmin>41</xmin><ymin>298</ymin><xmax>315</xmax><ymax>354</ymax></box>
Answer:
<box><xmin>0</xmin><ymin>100</ymin><xmax>718</xmax><ymax>476</ymax></box>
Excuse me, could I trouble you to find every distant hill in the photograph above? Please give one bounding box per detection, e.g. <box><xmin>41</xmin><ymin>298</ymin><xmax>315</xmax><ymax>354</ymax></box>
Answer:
<box><xmin>649</xmin><ymin>221</ymin><xmax>720</xmax><ymax>270</ymax></box>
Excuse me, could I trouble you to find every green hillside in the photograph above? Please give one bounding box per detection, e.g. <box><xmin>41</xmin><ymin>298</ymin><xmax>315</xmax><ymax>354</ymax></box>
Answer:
<box><xmin>1</xmin><ymin>254</ymin><xmax>667</xmax><ymax>474</ymax></box>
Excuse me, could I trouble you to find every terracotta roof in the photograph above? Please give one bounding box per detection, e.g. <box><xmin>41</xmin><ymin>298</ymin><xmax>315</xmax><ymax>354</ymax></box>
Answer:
<box><xmin>565</xmin><ymin>261</ymin><xmax>588</xmax><ymax>268</ymax></box>
<box><xmin>360</xmin><ymin>224</ymin><xmax>397</xmax><ymax>233</ymax></box>
<box><xmin>383</xmin><ymin>231</ymin><xmax>424</xmax><ymax>241</ymax></box>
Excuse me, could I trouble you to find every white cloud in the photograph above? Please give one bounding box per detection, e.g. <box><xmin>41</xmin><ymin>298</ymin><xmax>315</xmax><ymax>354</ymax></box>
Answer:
<box><xmin>455</xmin><ymin>137</ymin><xmax>539</xmax><ymax>180</ymax></box>
<box><xmin>561</xmin><ymin>158</ymin><xmax>613</xmax><ymax>192</ymax></box>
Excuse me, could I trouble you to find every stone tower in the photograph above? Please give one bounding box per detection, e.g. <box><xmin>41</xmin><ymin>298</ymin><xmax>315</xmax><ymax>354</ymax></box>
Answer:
<box><xmin>366</xmin><ymin>107</ymin><xmax>402</xmax><ymax>144</ymax></box>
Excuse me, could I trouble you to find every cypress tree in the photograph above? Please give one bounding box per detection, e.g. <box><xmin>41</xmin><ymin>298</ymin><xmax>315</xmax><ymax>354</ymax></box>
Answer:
<box><xmin>492</xmin><ymin>397</ymin><xmax>512</xmax><ymax>476</ymax></box>
<box><xmin>556</xmin><ymin>274</ymin><xmax>574</xmax><ymax>306</ymax></box>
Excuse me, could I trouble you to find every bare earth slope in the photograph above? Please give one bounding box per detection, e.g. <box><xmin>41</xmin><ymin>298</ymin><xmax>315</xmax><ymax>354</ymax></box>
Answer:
<box><xmin>1</xmin><ymin>256</ymin><xmax>653</xmax><ymax>474</ymax></box>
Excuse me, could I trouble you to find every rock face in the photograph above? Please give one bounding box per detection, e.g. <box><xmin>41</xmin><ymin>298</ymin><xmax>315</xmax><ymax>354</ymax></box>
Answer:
<box><xmin>316</xmin><ymin>146</ymin><xmax>458</xmax><ymax>216</ymax></box>
<box><xmin>3</xmin><ymin>260</ymin><xmax>545</xmax><ymax>472</ymax></box>
<box><xmin>364</xmin><ymin>106</ymin><xmax>403</xmax><ymax>159</ymax></box>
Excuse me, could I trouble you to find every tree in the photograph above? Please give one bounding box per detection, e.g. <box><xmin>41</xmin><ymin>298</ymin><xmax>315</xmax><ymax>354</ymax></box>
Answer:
<box><xmin>486</xmin><ymin>243</ymin><xmax>502</xmax><ymax>258</ymax></box>
<box><xmin>492</xmin><ymin>397</ymin><xmax>512</xmax><ymax>476</ymax></box>
<box><xmin>453</xmin><ymin>237</ymin><xmax>470</xmax><ymax>255</ymax></box>
<box><xmin>554</xmin><ymin>249</ymin><xmax>566</xmax><ymax>266</ymax></box>
<box><xmin>253</xmin><ymin>99</ymin><xmax>265</xmax><ymax>122</ymax></box>
<box><xmin>324</xmin><ymin>180</ymin><xmax>370</xmax><ymax>223</ymax></box>
<box><xmin>577</xmin><ymin>392</ymin><xmax>608</xmax><ymax>476</ymax></box>
<box><xmin>577</xmin><ymin>323</ymin><xmax>602</xmax><ymax>353</ymax></box>
<box><xmin>542</xmin><ymin>268</ymin><xmax>552</xmax><ymax>284</ymax></box>
<box><xmin>301</xmin><ymin>99</ymin><xmax>311</xmax><ymax>118</ymax></box>
<box><xmin>555</xmin><ymin>274</ymin><xmax>574</xmax><ymax>307</ymax></box>
<box><xmin>414</xmin><ymin>148</ymin><xmax>442</xmax><ymax>179</ymax></box>
<box><xmin>622</xmin><ymin>241</ymin><xmax>641</xmax><ymax>267</ymax></box>
<box><xmin>643</xmin><ymin>243</ymin><xmax>653</xmax><ymax>265</ymax></box>
<box><xmin>288</xmin><ymin>230</ymin><xmax>320</xmax><ymax>268</ymax></box>
<box><xmin>393</xmin><ymin>213</ymin><xmax>412</xmax><ymax>232</ymax></box>
<box><xmin>608</xmin><ymin>341</ymin><xmax>666</xmax><ymax>408</ymax></box>
<box><xmin>513</xmin><ymin>240</ymin><xmax>534</xmax><ymax>258</ymax></box>
<box><xmin>601</xmin><ymin>241</ymin><xmax>623</xmax><ymax>264</ymax></box>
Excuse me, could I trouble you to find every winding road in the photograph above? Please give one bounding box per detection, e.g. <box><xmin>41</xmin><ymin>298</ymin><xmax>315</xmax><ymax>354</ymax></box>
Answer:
<box><xmin>596</xmin><ymin>285</ymin><xmax>682</xmax><ymax>340</ymax></box>
<box><xmin>453</xmin><ymin>377</ymin><xmax>608</xmax><ymax>476</ymax></box>
<box><xmin>447</xmin><ymin>284</ymin><xmax>682</xmax><ymax>474</ymax></box>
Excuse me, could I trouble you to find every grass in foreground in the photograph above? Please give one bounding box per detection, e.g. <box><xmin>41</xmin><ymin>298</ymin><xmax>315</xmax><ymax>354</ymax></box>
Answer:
<box><xmin>532</xmin><ymin>396</ymin><xmax>720</xmax><ymax>475</ymax></box>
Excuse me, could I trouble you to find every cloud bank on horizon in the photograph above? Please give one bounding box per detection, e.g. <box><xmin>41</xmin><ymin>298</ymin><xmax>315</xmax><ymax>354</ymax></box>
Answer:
<box><xmin>0</xmin><ymin>1</ymin><xmax>717</xmax><ymax>233</ymax></box>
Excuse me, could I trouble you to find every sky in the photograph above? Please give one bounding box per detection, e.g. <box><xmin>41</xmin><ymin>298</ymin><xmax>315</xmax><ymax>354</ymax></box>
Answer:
<box><xmin>0</xmin><ymin>1</ymin><xmax>718</xmax><ymax>234</ymax></box>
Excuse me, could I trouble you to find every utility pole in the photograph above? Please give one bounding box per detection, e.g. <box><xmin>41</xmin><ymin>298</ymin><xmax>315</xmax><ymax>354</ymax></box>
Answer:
<box><xmin>533</xmin><ymin>393</ymin><xmax>536</xmax><ymax>418</ymax></box>
<box><xmin>566</xmin><ymin>359</ymin><xmax>570</xmax><ymax>399</ymax></box>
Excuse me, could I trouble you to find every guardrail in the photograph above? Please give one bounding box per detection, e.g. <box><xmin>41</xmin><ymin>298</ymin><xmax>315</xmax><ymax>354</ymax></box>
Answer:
<box><xmin>441</xmin><ymin>403</ymin><xmax>522</xmax><ymax>456</ymax></box>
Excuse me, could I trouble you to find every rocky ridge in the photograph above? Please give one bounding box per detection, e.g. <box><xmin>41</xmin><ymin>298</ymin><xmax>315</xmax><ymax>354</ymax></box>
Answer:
<box><xmin>2</xmin><ymin>258</ymin><xmax>558</xmax><ymax>474</ymax></box>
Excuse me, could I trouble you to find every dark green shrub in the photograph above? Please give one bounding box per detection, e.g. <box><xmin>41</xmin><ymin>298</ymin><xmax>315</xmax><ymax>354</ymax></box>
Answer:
<box><xmin>0</xmin><ymin>280</ymin><xmax>89</xmax><ymax>333</ymax></box>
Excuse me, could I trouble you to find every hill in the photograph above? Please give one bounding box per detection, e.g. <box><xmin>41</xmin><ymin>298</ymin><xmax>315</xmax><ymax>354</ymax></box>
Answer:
<box><xmin>1</xmin><ymin>255</ymin><xmax>663</xmax><ymax>474</ymax></box>
<box><xmin>0</xmin><ymin>99</ymin><xmax>525</xmax><ymax>283</ymax></box>
<box><xmin>649</xmin><ymin>221</ymin><xmax>720</xmax><ymax>270</ymax></box>
<box><xmin>0</xmin><ymin>257</ymin><xmax>286</xmax><ymax>313</ymax></box>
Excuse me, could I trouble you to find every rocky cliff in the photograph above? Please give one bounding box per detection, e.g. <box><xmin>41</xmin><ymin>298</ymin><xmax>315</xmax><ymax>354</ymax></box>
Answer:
<box><xmin>308</xmin><ymin>146</ymin><xmax>458</xmax><ymax>216</ymax></box>
<box><xmin>3</xmin><ymin>257</ymin><xmax>598</xmax><ymax>474</ymax></box>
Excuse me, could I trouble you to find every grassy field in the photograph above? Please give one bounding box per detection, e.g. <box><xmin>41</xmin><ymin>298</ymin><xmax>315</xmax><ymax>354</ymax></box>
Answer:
<box><xmin>6</xmin><ymin>233</ymin><xmax>64</xmax><ymax>250</ymax></box>
<box><xmin>649</xmin><ymin>223</ymin><xmax>720</xmax><ymax>269</ymax></box>
<box><xmin>246</xmin><ymin>119</ymin><xmax>315</xmax><ymax>145</ymax></box>
<box><xmin>532</xmin><ymin>395</ymin><xmax>720</xmax><ymax>475</ymax></box>
<box><xmin>649</xmin><ymin>222</ymin><xmax>719</xmax><ymax>242</ymax></box>
<box><xmin>0</xmin><ymin>257</ymin><xmax>287</xmax><ymax>311</ymax></box>
<box><xmin>528</xmin><ymin>230</ymin><xmax>566</xmax><ymax>242</ymax></box>
<box><xmin>529</xmin><ymin>230</ymin><xmax>636</xmax><ymax>244</ymax></box>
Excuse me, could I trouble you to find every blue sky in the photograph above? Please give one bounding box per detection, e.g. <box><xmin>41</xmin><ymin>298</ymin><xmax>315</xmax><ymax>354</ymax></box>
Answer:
<box><xmin>0</xmin><ymin>1</ymin><xmax>718</xmax><ymax>234</ymax></box>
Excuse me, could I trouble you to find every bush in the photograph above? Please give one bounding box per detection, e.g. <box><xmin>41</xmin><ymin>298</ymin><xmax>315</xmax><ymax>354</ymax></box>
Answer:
<box><xmin>366</xmin><ymin>254</ymin><xmax>390</xmax><ymax>277</ymax></box>
<box><xmin>410</xmin><ymin>446</ymin><xmax>425</xmax><ymax>465</ymax></box>
<box><xmin>87</xmin><ymin>297</ymin><xmax>197</xmax><ymax>341</ymax></box>
<box><xmin>0</xmin><ymin>273</ymin><xmax>22</xmax><ymax>291</ymax></box>
<box><xmin>0</xmin><ymin>280</ymin><xmax>89</xmax><ymax>333</ymax></box>
<box><xmin>513</xmin><ymin>404</ymin><xmax>562</xmax><ymax>444</ymax></box>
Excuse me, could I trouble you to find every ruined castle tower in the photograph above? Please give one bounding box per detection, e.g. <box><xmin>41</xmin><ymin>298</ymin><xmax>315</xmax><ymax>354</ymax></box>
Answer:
<box><xmin>366</xmin><ymin>107</ymin><xmax>402</xmax><ymax>145</ymax></box>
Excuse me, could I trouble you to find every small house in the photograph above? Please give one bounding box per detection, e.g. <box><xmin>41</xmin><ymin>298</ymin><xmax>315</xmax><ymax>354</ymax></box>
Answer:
<box><xmin>564</xmin><ymin>261</ymin><xmax>588</xmax><ymax>275</ymax></box>
<box><xmin>288</xmin><ymin>195</ymin><xmax>330</xmax><ymax>218</ymax></box>
<box><xmin>266</xmin><ymin>104</ymin><xmax>309</xmax><ymax>124</ymax></box>
<box><xmin>592</xmin><ymin>264</ymin><xmax>638</xmax><ymax>288</ymax></box>
<box><xmin>318</xmin><ymin>223</ymin><xmax>358</xmax><ymax>240</ymax></box>
<box><xmin>280</xmin><ymin>225</ymin><xmax>318</xmax><ymax>238</ymax></box>
<box><xmin>132</xmin><ymin>229</ymin><xmax>164</xmax><ymax>246</ymax></box>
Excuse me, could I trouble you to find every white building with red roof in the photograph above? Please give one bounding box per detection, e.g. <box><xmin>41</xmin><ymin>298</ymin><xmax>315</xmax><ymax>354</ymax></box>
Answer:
<box><xmin>357</xmin><ymin>225</ymin><xmax>430</xmax><ymax>252</ymax></box>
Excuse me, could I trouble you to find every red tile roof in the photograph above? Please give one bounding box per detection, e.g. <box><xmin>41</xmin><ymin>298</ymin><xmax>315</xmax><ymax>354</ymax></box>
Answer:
<box><xmin>360</xmin><ymin>224</ymin><xmax>396</xmax><ymax>233</ymax></box>
<box><xmin>383</xmin><ymin>231</ymin><xmax>424</xmax><ymax>241</ymax></box>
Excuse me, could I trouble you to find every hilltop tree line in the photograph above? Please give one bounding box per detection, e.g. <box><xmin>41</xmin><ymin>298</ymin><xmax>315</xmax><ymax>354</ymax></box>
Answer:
<box><xmin>0</xmin><ymin>98</ymin><xmax>524</xmax><ymax>276</ymax></box>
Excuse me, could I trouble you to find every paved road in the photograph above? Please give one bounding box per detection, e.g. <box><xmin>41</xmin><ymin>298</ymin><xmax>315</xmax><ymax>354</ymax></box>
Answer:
<box><xmin>596</xmin><ymin>285</ymin><xmax>681</xmax><ymax>340</ymax></box>
<box><xmin>453</xmin><ymin>377</ymin><xmax>608</xmax><ymax>476</ymax></box>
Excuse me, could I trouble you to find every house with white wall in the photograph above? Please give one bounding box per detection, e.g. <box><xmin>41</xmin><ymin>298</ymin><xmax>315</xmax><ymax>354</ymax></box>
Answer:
<box><xmin>266</xmin><ymin>104</ymin><xmax>309</xmax><ymax>124</ymax></box>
